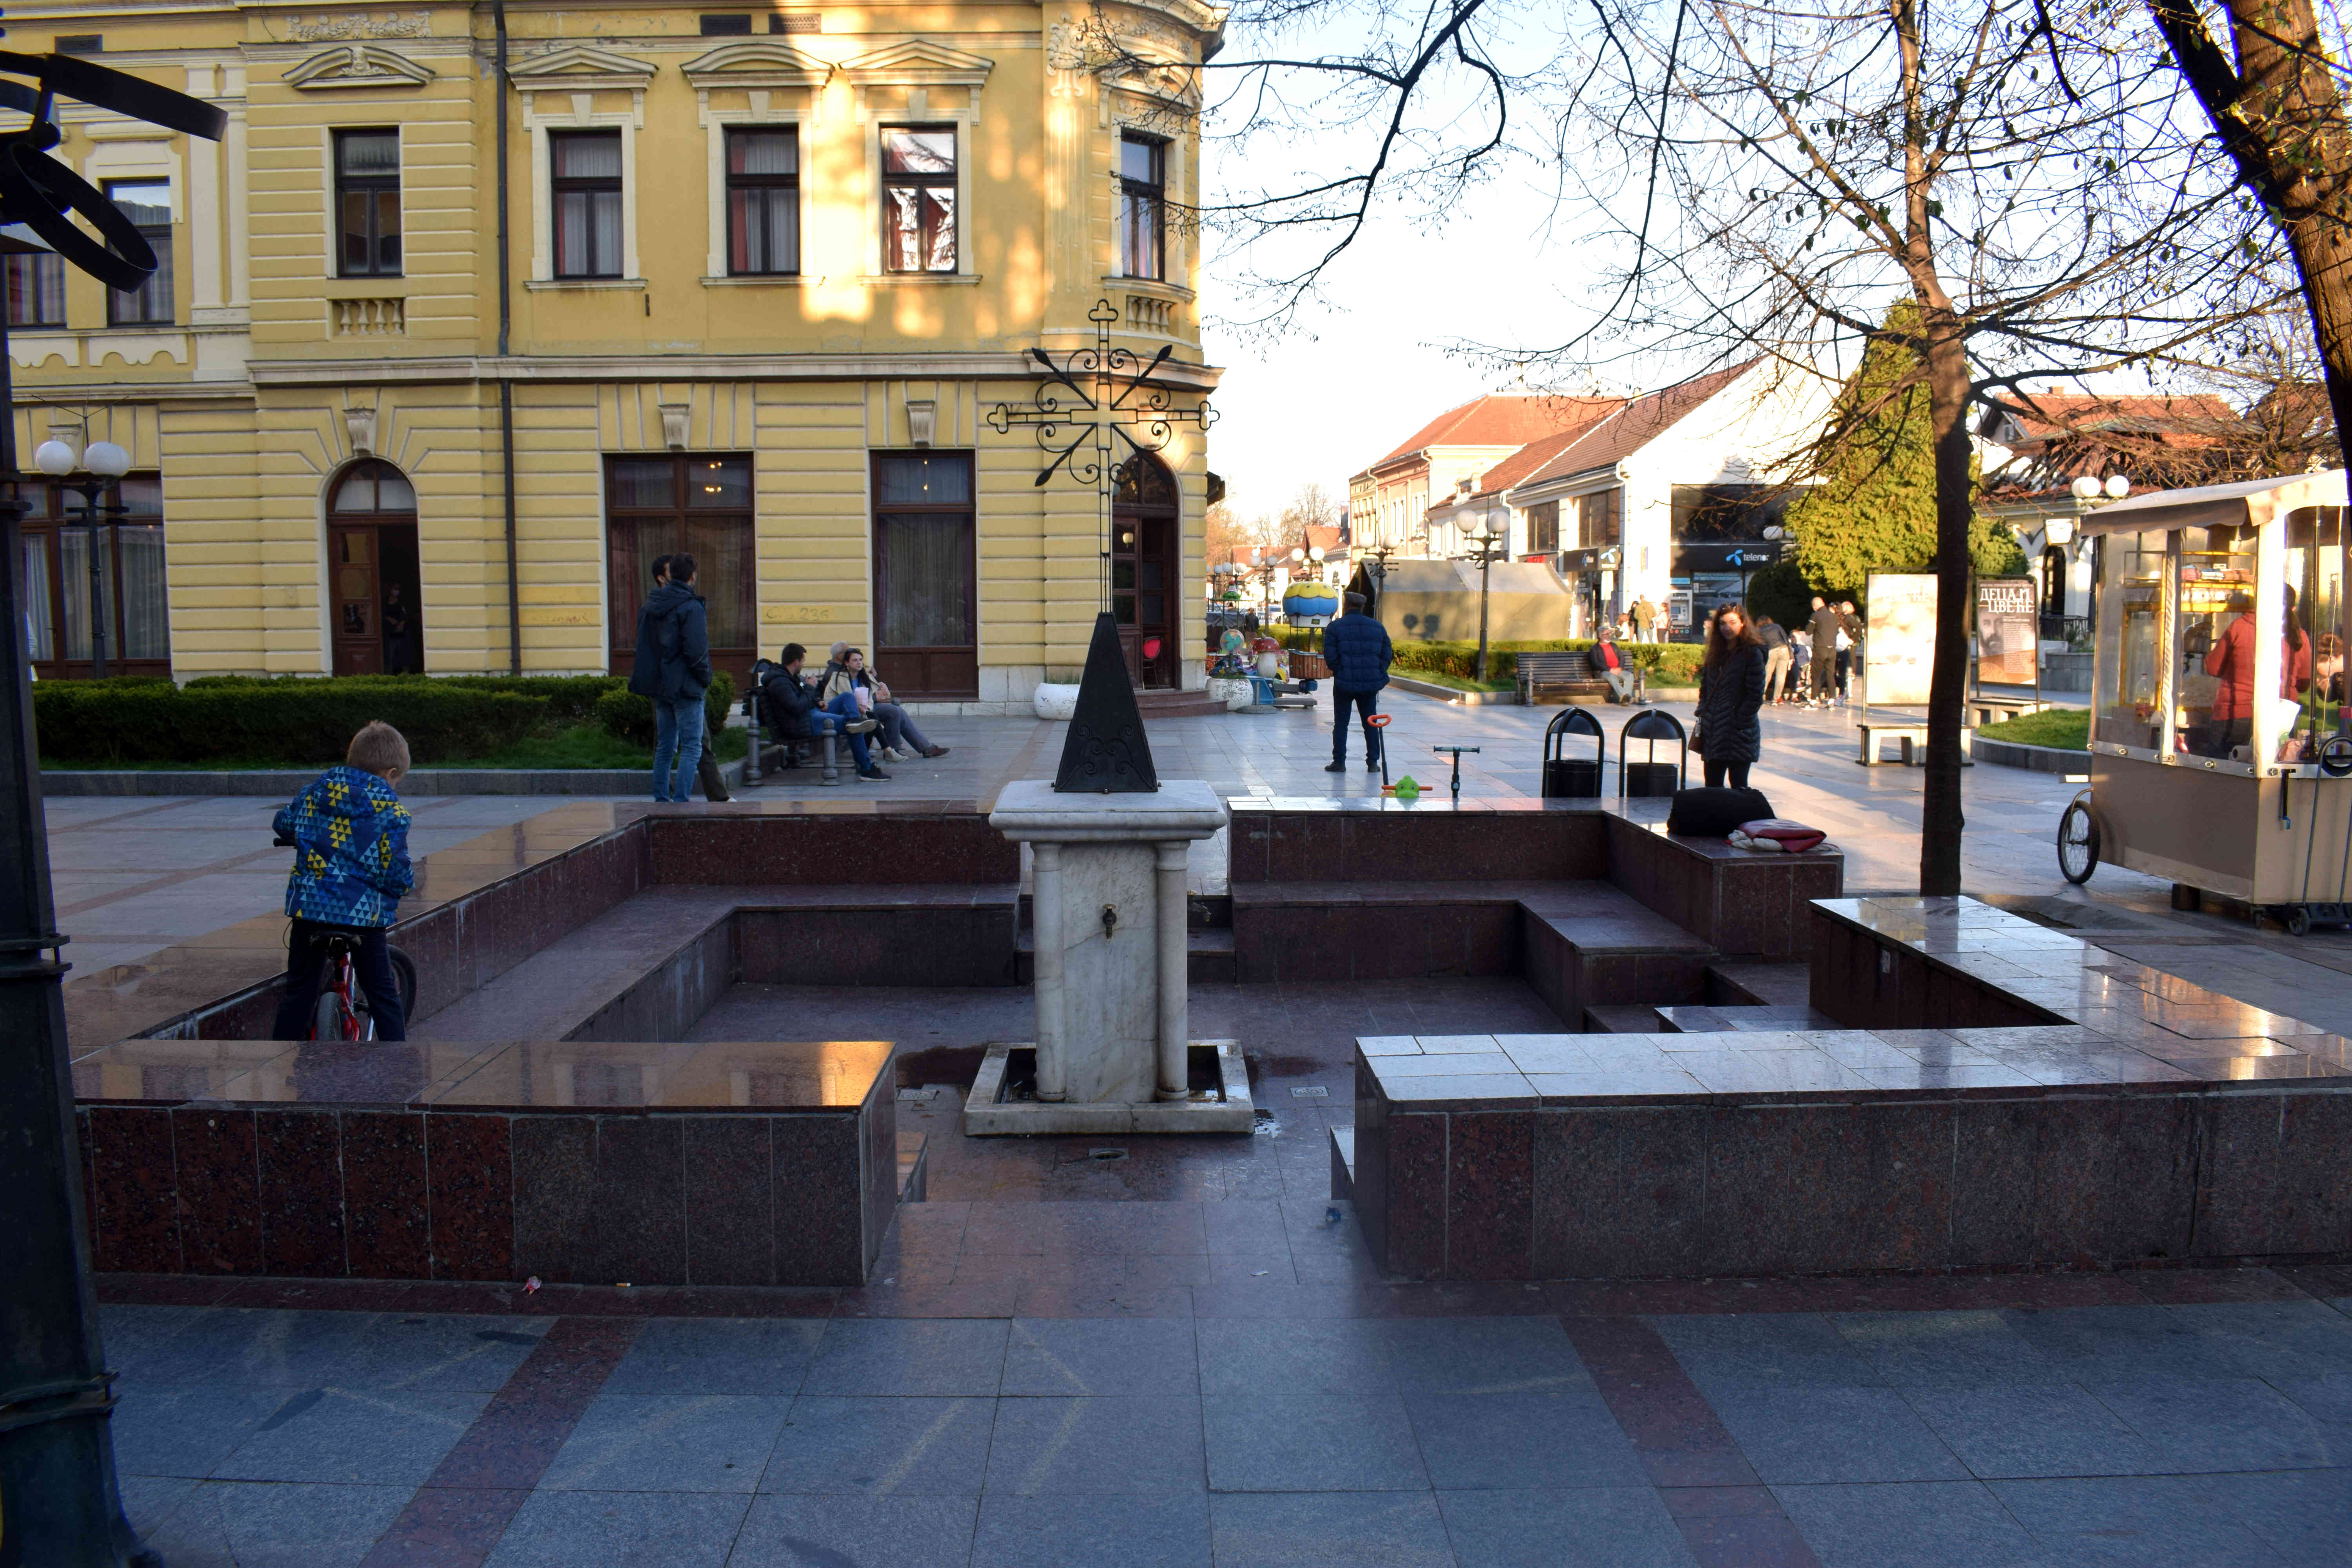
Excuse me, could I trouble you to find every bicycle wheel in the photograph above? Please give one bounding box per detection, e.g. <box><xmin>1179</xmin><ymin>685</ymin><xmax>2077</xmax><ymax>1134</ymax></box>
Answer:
<box><xmin>387</xmin><ymin>944</ymin><xmax>418</xmax><ymax>1019</ymax></box>
<box><xmin>2057</xmin><ymin>799</ymin><xmax>2099</xmax><ymax>886</ymax></box>
<box><xmin>312</xmin><ymin>989</ymin><xmax>356</xmax><ymax>1042</ymax></box>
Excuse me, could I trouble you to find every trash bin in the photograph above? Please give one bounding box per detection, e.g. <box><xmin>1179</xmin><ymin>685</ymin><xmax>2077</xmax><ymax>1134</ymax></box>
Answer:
<box><xmin>1542</xmin><ymin>707</ymin><xmax>1605</xmax><ymax>799</ymax></box>
<box><xmin>1619</xmin><ymin>709</ymin><xmax>1688</xmax><ymax>797</ymax></box>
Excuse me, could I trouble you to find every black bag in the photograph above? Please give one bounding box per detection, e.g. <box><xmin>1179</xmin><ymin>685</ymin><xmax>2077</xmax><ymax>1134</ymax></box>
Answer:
<box><xmin>1667</xmin><ymin>785</ymin><xmax>1774</xmax><ymax>838</ymax></box>
<box><xmin>697</xmin><ymin>747</ymin><xmax>731</xmax><ymax>803</ymax></box>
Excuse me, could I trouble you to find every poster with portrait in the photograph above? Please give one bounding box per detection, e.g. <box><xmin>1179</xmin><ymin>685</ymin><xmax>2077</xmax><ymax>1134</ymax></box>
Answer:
<box><xmin>1864</xmin><ymin>573</ymin><xmax>1939</xmax><ymax>706</ymax></box>
<box><xmin>1976</xmin><ymin>577</ymin><xmax>2039</xmax><ymax>686</ymax></box>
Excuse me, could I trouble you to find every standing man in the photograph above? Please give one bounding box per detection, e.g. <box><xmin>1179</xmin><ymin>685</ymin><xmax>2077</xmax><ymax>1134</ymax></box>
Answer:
<box><xmin>631</xmin><ymin>551</ymin><xmax>712</xmax><ymax>802</ymax></box>
<box><xmin>1631</xmin><ymin>593</ymin><xmax>1657</xmax><ymax>643</ymax></box>
<box><xmin>1835</xmin><ymin>600</ymin><xmax>1862</xmax><ymax>704</ymax></box>
<box><xmin>1321</xmin><ymin>590</ymin><xmax>1393</xmax><ymax>773</ymax></box>
<box><xmin>1806</xmin><ymin>594</ymin><xmax>1840</xmax><ymax>709</ymax></box>
<box><xmin>1757</xmin><ymin>613</ymin><xmax>1793</xmax><ymax>704</ymax></box>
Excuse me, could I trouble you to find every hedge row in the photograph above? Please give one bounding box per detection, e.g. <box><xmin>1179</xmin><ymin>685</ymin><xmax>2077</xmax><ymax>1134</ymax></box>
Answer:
<box><xmin>36</xmin><ymin>671</ymin><xmax>736</xmax><ymax>766</ymax></box>
<box><xmin>1272</xmin><ymin>629</ymin><xmax>1705</xmax><ymax>686</ymax></box>
<box><xmin>36</xmin><ymin>679</ymin><xmax>548</xmax><ymax>766</ymax></box>
<box><xmin>592</xmin><ymin>673</ymin><xmax>736</xmax><ymax>747</ymax></box>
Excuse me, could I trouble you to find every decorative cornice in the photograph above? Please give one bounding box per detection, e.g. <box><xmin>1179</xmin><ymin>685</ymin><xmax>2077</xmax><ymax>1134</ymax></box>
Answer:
<box><xmin>836</xmin><ymin>38</ymin><xmax>995</xmax><ymax>87</ymax></box>
<box><xmin>240</xmin><ymin>350</ymin><xmax>1221</xmax><ymax>390</ymax></box>
<box><xmin>283</xmin><ymin>43</ymin><xmax>436</xmax><ymax>90</ymax></box>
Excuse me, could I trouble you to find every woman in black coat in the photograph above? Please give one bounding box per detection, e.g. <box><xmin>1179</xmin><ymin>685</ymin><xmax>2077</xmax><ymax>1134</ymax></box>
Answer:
<box><xmin>1695</xmin><ymin>602</ymin><xmax>1767</xmax><ymax>789</ymax></box>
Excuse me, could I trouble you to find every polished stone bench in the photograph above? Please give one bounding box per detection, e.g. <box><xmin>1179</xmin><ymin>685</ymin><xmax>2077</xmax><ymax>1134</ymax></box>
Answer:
<box><xmin>70</xmin><ymin>1036</ymin><xmax>899</xmax><ymax>1288</ymax></box>
<box><xmin>1350</xmin><ymin>895</ymin><xmax>2352</xmax><ymax>1281</ymax></box>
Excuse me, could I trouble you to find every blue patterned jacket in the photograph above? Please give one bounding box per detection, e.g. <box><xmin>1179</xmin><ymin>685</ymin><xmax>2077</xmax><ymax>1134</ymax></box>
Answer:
<box><xmin>276</xmin><ymin>766</ymin><xmax>414</xmax><ymax>927</ymax></box>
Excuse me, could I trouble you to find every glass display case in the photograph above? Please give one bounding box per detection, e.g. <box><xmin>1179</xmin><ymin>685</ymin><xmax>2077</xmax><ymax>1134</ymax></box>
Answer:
<box><xmin>2069</xmin><ymin>472</ymin><xmax>2352</xmax><ymax>925</ymax></box>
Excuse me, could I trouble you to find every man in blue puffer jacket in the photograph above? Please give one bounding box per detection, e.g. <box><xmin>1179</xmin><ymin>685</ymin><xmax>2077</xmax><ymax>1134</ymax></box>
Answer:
<box><xmin>1322</xmin><ymin>591</ymin><xmax>1395</xmax><ymax>772</ymax></box>
<box><xmin>270</xmin><ymin>720</ymin><xmax>416</xmax><ymax>1040</ymax></box>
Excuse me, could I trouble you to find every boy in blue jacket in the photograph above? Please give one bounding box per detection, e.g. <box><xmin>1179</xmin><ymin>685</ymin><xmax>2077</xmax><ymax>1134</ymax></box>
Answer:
<box><xmin>270</xmin><ymin>720</ymin><xmax>416</xmax><ymax>1040</ymax></box>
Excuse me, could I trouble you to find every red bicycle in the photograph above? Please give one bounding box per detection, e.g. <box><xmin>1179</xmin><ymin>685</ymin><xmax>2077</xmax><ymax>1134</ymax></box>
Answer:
<box><xmin>276</xmin><ymin>833</ymin><xmax>416</xmax><ymax>1041</ymax></box>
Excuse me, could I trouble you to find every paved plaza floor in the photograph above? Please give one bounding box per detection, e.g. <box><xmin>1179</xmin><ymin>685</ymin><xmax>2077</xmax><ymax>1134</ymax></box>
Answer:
<box><xmin>51</xmin><ymin>688</ymin><xmax>2352</xmax><ymax>1565</ymax></box>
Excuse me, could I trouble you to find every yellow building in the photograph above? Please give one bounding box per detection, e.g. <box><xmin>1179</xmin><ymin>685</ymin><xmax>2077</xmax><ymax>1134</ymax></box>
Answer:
<box><xmin>7</xmin><ymin>0</ymin><xmax>1223</xmax><ymax>708</ymax></box>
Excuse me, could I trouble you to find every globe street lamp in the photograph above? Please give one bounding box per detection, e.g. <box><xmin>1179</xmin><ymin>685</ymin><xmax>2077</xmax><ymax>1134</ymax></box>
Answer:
<box><xmin>1470</xmin><ymin>515</ymin><xmax>1508</xmax><ymax>683</ymax></box>
<box><xmin>33</xmin><ymin>437</ymin><xmax>133</xmax><ymax>679</ymax></box>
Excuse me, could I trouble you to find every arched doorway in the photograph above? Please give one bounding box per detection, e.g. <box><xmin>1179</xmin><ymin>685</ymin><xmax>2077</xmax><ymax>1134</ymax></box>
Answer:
<box><xmin>1112</xmin><ymin>454</ymin><xmax>1178</xmax><ymax>689</ymax></box>
<box><xmin>326</xmin><ymin>459</ymin><xmax>422</xmax><ymax>676</ymax></box>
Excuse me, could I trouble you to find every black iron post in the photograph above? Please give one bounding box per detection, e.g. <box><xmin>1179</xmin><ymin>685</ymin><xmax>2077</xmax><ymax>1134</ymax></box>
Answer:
<box><xmin>1473</xmin><ymin>529</ymin><xmax>1503</xmax><ymax>684</ymax></box>
<box><xmin>62</xmin><ymin>474</ymin><xmax>122</xmax><ymax>679</ymax></box>
<box><xmin>0</xmin><ymin>299</ymin><xmax>156</xmax><ymax>1568</ymax></box>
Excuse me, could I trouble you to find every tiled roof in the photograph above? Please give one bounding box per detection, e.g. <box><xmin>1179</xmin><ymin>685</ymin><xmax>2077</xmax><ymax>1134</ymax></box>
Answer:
<box><xmin>1988</xmin><ymin>392</ymin><xmax>2238</xmax><ymax>443</ymax></box>
<box><xmin>1367</xmin><ymin>393</ymin><xmax>1623</xmax><ymax>470</ymax></box>
<box><xmin>1462</xmin><ymin>419</ymin><xmax>1625</xmax><ymax>499</ymax></box>
<box><xmin>1511</xmin><ymin>361</ymin><xmax>1759</xmax><ymax>489</ymax></box>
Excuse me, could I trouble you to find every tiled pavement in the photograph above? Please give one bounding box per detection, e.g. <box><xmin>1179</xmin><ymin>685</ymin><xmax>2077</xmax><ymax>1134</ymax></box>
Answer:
<box><xmin>103</xmin><ymin>1265</ymin><xmax>2352</xmax><ymax>1566</ymax></box>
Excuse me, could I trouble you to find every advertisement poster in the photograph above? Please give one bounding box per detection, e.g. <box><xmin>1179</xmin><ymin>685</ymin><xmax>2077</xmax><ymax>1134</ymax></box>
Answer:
<box><xmin>1864</xmin><ymin>573</ymin><xmax>1938</xmax><ymax>706</ymax></box>
<box><xmin>1976</xmin><ymin>577</ymin><xmax>2038</xmax><ymax>686</ymax></box>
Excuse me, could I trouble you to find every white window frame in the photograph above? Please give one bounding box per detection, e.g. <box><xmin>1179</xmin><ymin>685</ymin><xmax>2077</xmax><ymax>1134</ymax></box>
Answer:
<box><xmin>509</xmin><ymin>46</ymin><xmax>656</xmax><ymax>288</ymax></box>
<box><xmin>838</xmin><ymin>41</ymin><xmax>992</xmax><ymax>282</ymax></box>
<box><xmin>320</xmin><ymin>125</ymin><xmax>405</xmax><ymax>282</ymax></box>
<box><xmin>681</xmin><ymin>42</ymin><xmax>830</xmax><ymax>285</ymax></box>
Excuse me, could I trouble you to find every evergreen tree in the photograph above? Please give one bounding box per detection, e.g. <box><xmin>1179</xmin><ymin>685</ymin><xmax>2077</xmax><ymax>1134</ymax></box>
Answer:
<box><xmin>1786</xmin><ymin>305</ymin><xmax>2024</xmax><ymax>603</ymax></box>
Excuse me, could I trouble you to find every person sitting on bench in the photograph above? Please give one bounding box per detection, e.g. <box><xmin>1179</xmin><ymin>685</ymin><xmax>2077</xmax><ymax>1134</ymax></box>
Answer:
<box><xmin>1594</xmin><ymin>630</ymin><xmax>1640</xmax><ymax>705</ymax></box>
<box><xmin>764</xmin><ymin>643</ymin><xmax>879</xmax><ymax>773</ymax></box>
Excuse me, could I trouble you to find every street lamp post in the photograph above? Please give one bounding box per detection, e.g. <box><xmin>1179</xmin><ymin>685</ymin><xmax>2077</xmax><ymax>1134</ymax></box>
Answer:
<box><xmin>1471</xmin><ymin>517</ymin><xmax>1506</xmax><ymax>683</ymax></box>
<box><xmin>33</xmin><ymin>438</ymin><xmax>133</xmax><ymax>679</ymax></box>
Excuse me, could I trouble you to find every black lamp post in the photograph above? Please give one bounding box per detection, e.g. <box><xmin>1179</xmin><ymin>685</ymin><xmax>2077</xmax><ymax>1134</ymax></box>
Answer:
<box><xmin>0</xmin><ymin>41</ymin><xmax>226</xmax><ymax>1568</ymax></box>
<box><xmin>1470</xmin><ymin>517</ymin><xmax>1508</xmax><ymax>684</ymax></box>
<box><xmin>34</xmin><ymin>435</ymin><xmax>133</xmax><ymax>678</ymax></box>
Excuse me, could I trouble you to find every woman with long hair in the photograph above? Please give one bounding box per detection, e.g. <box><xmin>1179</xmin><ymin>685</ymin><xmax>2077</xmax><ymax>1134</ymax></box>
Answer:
<box><xmin>1695</xmin><ymin>602</ymin><xmax>1768</xmax><ymax>789</ymax></box>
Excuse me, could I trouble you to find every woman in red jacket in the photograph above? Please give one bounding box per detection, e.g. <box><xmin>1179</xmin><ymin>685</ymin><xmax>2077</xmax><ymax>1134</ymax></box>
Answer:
<box><xmin>2202</xmin><ymin>586</ymin><xmax>2311</xmax><ymax>757</ymax></box>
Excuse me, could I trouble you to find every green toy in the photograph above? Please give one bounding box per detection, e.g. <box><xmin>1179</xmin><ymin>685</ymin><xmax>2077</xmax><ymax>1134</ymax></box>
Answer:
<box><xmin>1389</xmin><ymin>775</ymin><xmax>1421</xmax><ymax>801</ymax></box>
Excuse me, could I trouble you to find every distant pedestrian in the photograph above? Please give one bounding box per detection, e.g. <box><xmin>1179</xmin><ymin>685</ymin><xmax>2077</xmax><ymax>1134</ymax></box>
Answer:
<box><xmin>1695</xmin><ymin>603</ymin><xmax>1766</xmax><ymax>791</ymax></box>
<box><xmin>1631</xmin><ymin>595</ymin><xmax>1658</xmax><ymax>643</ymax></box>
<box><xmin>1757</xmin><ymin>614</ymin><xmax>1793</xmax><ymax>703</ymax></box>
<box><xmin>1322</xmin><ymin>590</ymin><xmax>1393</xmax><ymax>772</ymax></box>
<box><xmin>630</xmin><ymin>552</ymin><xmax>713</xmax><ymax>802</ymax></box>
<box><xmin>1835</xmin><ymin>600</ymin><xmax>1860</xmax><ymax>702</ymax></box>
<box><xmin>381</xmin><ymin>583</ymin><xmax>417</xmax><ymax>673</ymax></box>
<box><xmin>1614</xmin><ymin>610</ymin><xmax>1635</xmax><ymax>643</ymax></box>
<box><xmin>1806</xmin><ymin>595</ymin><xmax>1840</xmax><ymax>708</ymax></box>
<box><xmin>1593</xmin><ymin>626</ymin><xmax>1639</xmax><ymax>704</ymax></box>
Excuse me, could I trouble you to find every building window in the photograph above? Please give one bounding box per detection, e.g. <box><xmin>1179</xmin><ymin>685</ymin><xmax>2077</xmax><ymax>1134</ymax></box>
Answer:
<box><xmin>1526</xmin><ymin>501</ymin><xmax>1559</xmax><ymax>555</ymax></box>
<box><xmin>335</xmin><ymin>129</ymin><xmax>402</xmax><ymax>278</ymax></box>
<box><xmin>105</xmin><ymin>181</ymin><xmax>172</xmax><ymax>325</ymax></box>
<box><xmin>726</xmin><ymin>127</ymin><xmax>799</xmax><ymax>276</ymax></box>
<box><xmin>872</xmin><ymin>452</ymin><xmax>977</xmax><ymax>699</ymax></box>
<box><xmin>7</xmin><ymin>474</ymin><xmax>170</xmax><ymax>676</ymax></box>
<box><xmin>551</xmin><ymin>130</ymin><xmax>624</xmax><ymax>279</ymax></box>
<box><xmin>881</xmin><ymin>125</ymin><xmax>956</xmax><ymax>273</ymax></box>
<box><xmin>1118</xmin><ymin>133</ymin><xmax>1165</xmax><ymax>280</ymax></box>
<box><xmin>6</xmin><ymin>252</ymin><xmax>65</xmax><ymax>327</ymax></box>
<box><xmin>604</xmin><ymin>455</ymin><xmax>755</xmax><ymax>682</ymax></box>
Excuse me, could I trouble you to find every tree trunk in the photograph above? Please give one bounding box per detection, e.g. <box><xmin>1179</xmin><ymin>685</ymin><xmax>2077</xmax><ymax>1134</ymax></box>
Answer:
<box><xmin>1920</xmin><ymin>305</ymin><xmax>1973</xmax><ymax>895</ymax></box>
<box><xmin>2151</xmin><ymin>0</ymin><xmax>2352</xmax><ymax>475</ymax></box>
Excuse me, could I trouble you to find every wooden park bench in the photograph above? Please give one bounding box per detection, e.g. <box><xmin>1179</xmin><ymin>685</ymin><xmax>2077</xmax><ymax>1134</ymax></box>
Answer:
<box><xmin>1967</xmin><ymin>697</ymin><xmax>2055</xmax><ymax>728</ymax></box>
<box><xmin>1517</xmin><ymin>650</ymin><xmax>1629</xmax><ymax>705</ymax></box>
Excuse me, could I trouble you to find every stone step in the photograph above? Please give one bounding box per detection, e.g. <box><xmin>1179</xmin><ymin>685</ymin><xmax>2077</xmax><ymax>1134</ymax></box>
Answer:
<box><xmin>1705</xmin><ymin>960</ymin><xmax>1815</xmax><ymax>1007</ymax></box>
<box><xmin>1330</xmin><ymin>1126</ymin><xmax>1356</xmax><ymax>1200</ymax></box>
<box><xmin>1583</xmin><ymin>1003</ymin><xmax>1664</xmax><ymax>1034</ymax></box>
<box><xmin>1136</xmin><ymin>688</ymin><xmax>1230</xmax><ymax>719</ymax></box>
<box><xmin>1654</xmin><ymin>1003</ymin><xmax>1840</xmax><ymax>1033</ymax></box>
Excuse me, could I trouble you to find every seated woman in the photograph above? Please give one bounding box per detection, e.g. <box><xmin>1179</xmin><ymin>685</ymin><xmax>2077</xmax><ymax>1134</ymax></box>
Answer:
<box><xmin>822</xmin><ymin>649</ymin><xmax>947</xmax><ymax>764</ymax></box>
<box><xmin>766</xmin><ymin>642</ymin><xmax>883</xmax><ymax>777</ymax></box>
<box><xmin>866</xmin><ymin>661</ymin><xmax>949</xmax><ymax>762</ymax></box>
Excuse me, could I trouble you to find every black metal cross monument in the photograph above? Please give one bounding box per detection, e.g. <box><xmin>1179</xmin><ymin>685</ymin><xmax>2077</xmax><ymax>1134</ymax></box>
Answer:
<box><xmin>989</xmin><ymin>299</ymin><xmax>1215</xmax><ymax>793</ymax></box>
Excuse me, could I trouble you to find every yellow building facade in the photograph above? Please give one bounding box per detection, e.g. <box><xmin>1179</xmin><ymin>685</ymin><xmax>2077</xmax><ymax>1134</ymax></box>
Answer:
<box><xmin>7</xmin><ymin>0</ymin><xmax>1222</xmax><ymax>708</ymax></box>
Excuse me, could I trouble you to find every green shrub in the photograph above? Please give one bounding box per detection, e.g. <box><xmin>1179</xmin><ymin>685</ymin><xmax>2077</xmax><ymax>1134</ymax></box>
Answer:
<box><xmin>36</xmin><ymin>680</ymin><xmax>547</xmax><ymax>766</ymax></box>
<box><xmin>183</xmin><ymin>672</ymin><xmax>624</xmax><ymax>724</ymax></box>
<box><xmin>1270</xmin><ymin>628</ymin><xmax>1705</xmax><ymax>687</ymax></box>
<box><xmin>593</xmin><ymin>672</ymin><xmax>736</xmax><ymax>747</ymax></box>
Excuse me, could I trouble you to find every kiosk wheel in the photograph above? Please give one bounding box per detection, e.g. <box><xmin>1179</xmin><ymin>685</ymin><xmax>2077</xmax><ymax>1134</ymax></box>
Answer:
<box><xmin>2057</xmin><ymin>798</ymin><xmax>2099</xmax><ymax>885</ymax></box>
<box><xmin>2288</xmin><ymin>906</ymin><xmax>2315</xmax><ymax>938</ymax></box>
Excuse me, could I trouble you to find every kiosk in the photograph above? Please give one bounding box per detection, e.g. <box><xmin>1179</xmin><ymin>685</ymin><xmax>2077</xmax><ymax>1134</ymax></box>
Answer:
<box><xmin>2062</xmin><ymin>471</ymin><xmax>2352</xmax><ymax>932</ymax></box>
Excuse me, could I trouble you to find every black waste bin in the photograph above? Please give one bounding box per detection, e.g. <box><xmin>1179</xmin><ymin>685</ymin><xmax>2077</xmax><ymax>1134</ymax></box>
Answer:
<box><xmin>1619</xmin><ymin>709</ymin><xmax>1688</xmax><ymax>798</ymax></box>
<box><xmin>1542</xmin><ymin>707</ymin><xmax>1606</xmax><ymax>799</ymax></box>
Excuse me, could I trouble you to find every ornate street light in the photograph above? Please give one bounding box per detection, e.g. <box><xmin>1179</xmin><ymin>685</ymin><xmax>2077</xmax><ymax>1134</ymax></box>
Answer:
<box><xmin>1470</xmin><ymin>515</ymin><xmax>1508</xmax><ymax>683</ymax></box>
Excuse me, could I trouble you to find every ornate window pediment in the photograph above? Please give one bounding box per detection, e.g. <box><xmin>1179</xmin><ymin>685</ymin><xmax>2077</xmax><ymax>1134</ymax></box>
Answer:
<box><xmin>680</xmin><ymin>40</ymin><xmax>831</xmax><ymax>91</ymax></box>
<box><xmin>508</xmin><ymin>44</ymin><xmax>659</xmax><ymax>92</ymax></box>
<box><xmin>285</xmin><ymin>44</ymin><xmax>436</xmax><ymax>91</ymax></box>
<box><xmin>838</xmin><ymin>39</ymin><xmax>993</xmax><ymax>118</ymax></box>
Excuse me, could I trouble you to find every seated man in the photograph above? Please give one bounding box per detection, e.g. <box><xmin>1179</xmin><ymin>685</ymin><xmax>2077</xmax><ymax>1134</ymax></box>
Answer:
<box><xmin>764</xmin><ymin>642</ymin><xmax>881</xmax><ymax>775</ymax></box>
<box><xmin>1593</xmin><ymin>630</ymin><xmax>1641</xmax><ymax>704</ymax></box>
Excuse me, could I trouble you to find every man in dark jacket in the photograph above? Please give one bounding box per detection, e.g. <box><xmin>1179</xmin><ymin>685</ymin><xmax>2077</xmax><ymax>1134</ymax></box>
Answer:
<box><xmin>1806</xmin><ymin>595</ymin><xmax>1841</xmax><ymax>708</ymax></box>
<box><xmin>762</xmin><ymin>641</ymin><xmax>880</xmax><ymax>774</ymax></box>
<box><xmin>1322</xmin><ymin>591</ymin><xmax>1394</xmax><ymax>772</ymax></box>
<box><xmin>632</xmin><ymin>552</ymin><xmax>714</xmax><ymax>802</ymax></box>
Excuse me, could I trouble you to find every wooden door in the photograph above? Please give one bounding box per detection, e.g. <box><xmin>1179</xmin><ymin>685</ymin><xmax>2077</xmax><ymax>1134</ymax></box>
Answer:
<box><xmin>329</xmin><ymin>524</ymin><xmax>382</xmax><ymax>676</ymax></box>
<box><xmin>1112</xmin><ymin>507</ymin><xmax>1176</xmax><ymax>688</ymax></box>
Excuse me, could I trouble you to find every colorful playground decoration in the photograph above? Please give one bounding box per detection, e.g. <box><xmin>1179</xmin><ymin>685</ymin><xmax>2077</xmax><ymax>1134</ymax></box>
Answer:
<box><xmin>1283</xmin><ymin>581</ymin><xmax>1341</xmax><ymax>625</ymax></box>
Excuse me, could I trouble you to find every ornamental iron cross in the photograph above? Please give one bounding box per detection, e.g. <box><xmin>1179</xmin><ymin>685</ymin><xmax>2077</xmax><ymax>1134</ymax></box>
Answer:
<box><xmin>989</xmin><ymin>297</ymin><xmax>1216</xmax><ymax>607</ymax></box>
